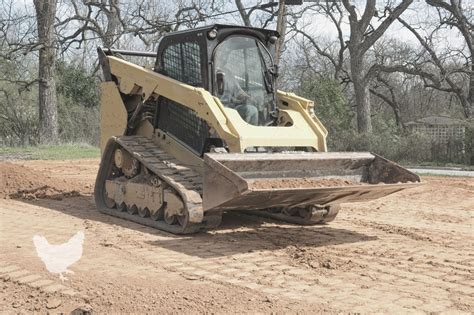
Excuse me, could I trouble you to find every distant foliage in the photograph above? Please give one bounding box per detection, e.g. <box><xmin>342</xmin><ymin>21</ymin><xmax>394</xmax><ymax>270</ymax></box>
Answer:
<box><xmin>0</xmin><ymin>87</ymin><xmax>39</xmax><ymax>146</ymax></box>
<box><xmin>464</xmin><ymin>124</ymin><xmax>474</xmax><ymax>165</ymax></box>
<box><xmin>57</xmin><ymin>62</ymin><xmax>99</xmax><ymax>108</ymax></box>
<box><xmin>58</xmin><ymin>94</ymin><xmax>100</xmax><ymax>145</ymax></box>
<box><xmin>0</xmin><ymin>56</ymin><xmax>39</xmax><ymax>145</ymax></box>
<box><xmin>0</xmin><ymin>59</ymin><xmax>100</xmax><ymax>146</ymax></box>
<box><xmin>340</xmin><ymin>130</ymin><xmax>433</xmax><ymax>163</ymax></box>
<box><xmin>298</xmin><ymin>79</ymin><xmax>353</xmax><ymax>149</ymax></box>
<box><xmin>56</xmin><ymin>63</ymin><xmax>100</xmax><ymax>145</ymax></box>
<box><xmin>295</xmin><ymin>79</ymin><xmax>473</xmax><ymax>164</ymax></box>
<box><xmin>331</xmin><ymin>126</ymin><xmax>471</xmax><ymax>165</ymax></box>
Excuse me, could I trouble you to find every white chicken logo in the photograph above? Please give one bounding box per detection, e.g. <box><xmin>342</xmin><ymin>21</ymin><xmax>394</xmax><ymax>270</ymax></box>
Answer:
<box><xmin>32</xmin><ymin>231</ymin><xmax>84</xmax><ymax>281</ymax></box>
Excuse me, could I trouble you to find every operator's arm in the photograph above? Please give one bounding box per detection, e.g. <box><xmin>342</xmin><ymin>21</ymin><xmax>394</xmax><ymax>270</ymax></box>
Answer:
<box><xmin>227</xmin><ymin>74</ymin><xmax>250</xmax><ymax>104</ymax></box>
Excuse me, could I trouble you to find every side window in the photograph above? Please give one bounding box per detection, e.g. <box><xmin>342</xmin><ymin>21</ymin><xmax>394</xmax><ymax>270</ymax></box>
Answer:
<box><xmin>162</xmin><ymin>41</ymin><xmax>202</xmax><ymax>87</ymax></box>
<box><xmin>161</xmin><ymin>44</ymin><xmax>181</xmax><ymax>81</ymax></box>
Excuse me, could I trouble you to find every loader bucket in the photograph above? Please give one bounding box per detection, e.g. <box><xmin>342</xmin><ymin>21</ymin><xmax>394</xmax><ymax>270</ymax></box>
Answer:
<box><xmin>202</xmin><ymin>152</ymin><xmax>420</xmax><ymax>211</ymax></box>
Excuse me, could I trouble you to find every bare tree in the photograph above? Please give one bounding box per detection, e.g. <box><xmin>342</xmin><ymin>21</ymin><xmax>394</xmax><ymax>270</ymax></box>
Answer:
<box><xmin>56</xmin><ymin>0</ymin><xmax>214</xmax><ymax>53</ymax></box>
<box><xmin>55</xmin><ymin>0</ymin><xmax>124</xmax><ymax>50</ymax></box>
<box><xmin>287</xmin><ymin>2</ymin><xmax>349</xmax><ymax>82</ymax></box>
<box><xmin>288</xmin><ymin>1</ymin><xmax>412</xmax><ymax>133</ymax></box>
<box><xmin>33</xmin><ymin>0</ymin><xmax>58</xmax><ymax>144</ymax></box>
<box><xmin>370</xmin><ymin>74</ymin><xmax>404</xmax><ymax>128</ymax></box>
<box><xmin>274</xmin><ymin>0</ymin><xmax>287</xmax><ymax>66</ymax></box>
<box><xmin>369</xmin><ymin>0</ymin><xmax>472</xmax><ymax>119</ymax></box>
<box><xmin>342</xmin><ymin>0</ymin><xmax>413</xmax><ymax>133</ymax></box>
<box><xmin>235</xmin><ymin>0</ymin><xmax>252</xmax><ymax>26</ymax></box>
<box><xmin>404</xmin><ymin>0</ymin><xmax>472</xmax><ymax>118</ymax></box>
<box><xmin>233</xmin><ymin>0</ymin><xmax>282</xmax><ymax>27</ymax></box>
<box><xmin>127</xmin><ymin>0</ymin><xmax>210</xmax><ymax>47</ymax></box>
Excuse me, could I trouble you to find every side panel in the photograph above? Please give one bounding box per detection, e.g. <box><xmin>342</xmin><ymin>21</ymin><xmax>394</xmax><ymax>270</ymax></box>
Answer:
<box><xmin>100</xmin><ymin>82</ymin><xmax>128</xmax><ymax>152</ymax></box>
<box><xmin>277</xmin><ymin>91</ymin><xmax>328</xmax><ymax>152</ymax></box>
<box><xmin>108</xmin><ymin>56</ymin><xmax>238</xmax><ymax>145</ymax></box>
<box><xmin>107</xmin><ymin>56</ymin><xmax>329</xmax><ymax>153</ymax></box>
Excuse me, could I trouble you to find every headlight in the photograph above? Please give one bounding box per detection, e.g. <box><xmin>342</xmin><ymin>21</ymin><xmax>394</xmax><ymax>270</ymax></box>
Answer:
<box><xmin>268</xmin><ymin>36</ymin><xmax>278</xmax><ymax>44</ymax></box>
<box><xmin>207</xmin><ymin>29</ymin><xmax>218</xmax><ymax>40</ymax></box>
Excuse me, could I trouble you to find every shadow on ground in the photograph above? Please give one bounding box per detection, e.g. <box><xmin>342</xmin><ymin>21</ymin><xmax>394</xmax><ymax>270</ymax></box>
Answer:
<box><xmin>16</xmin><ymin>195</ymin><xmax>378</xmax><ymax>258</ymax></box>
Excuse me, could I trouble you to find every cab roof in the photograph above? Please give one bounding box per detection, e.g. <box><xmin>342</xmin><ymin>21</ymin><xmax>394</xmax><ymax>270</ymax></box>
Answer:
<box><xmin>161</xmin><ymin>24</ymin><xmax>280</xmax><ymax>39</ymax></box>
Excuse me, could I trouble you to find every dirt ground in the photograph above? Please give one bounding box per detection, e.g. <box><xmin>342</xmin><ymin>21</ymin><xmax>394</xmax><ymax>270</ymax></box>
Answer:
<box><xmin>248</xmin><ymin>177</ymin><xmax>361</xmax><ymax>189</ymax></box>
<box><xmin>0</xmin><ymin>158</ymin><xmax>473</xmax><ymax>313</ymax></box>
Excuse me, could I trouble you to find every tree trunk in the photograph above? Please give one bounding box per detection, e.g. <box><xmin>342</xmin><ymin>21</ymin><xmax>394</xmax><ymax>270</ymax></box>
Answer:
<box><xmin>369</xmin><ymin>88</ymin><xmax>405</xmax><ymax>129</ymax></box>
<box><xmin>468</xmin><ymin>63</ymin><xmax>474</xmax><ymax>118</ymax></box>
<box><xmin>393</xmin><ymin>105</ymin><xmax>404</xmax><ymax>129</ymax></box>
<box><xmin>235</xmin><ymin>0</ymin><xmax>251</xmax><ymax>27</ymax></box>
<box><xmin>34</xmin><ymin>0</ymin><xmax>58</xmax><ymax>144</ymax></box>
<box><xmin>351</xmin><ymin>56</ymin><xmax>372</xmax><ymax>133</ymax></box>
<box><xmin>103</xmin><ymin>0</ymin><xmax>120</xmax><ymax>47</ymax></box>
<box><xmin>274</xmin><ymin>0</ymin><xmax>286</xmax><ymax>67</ymax></box>
<box><xmin>354</xmin><ymin>82</ymin><xmax>372</xmax><ymax>133</ymax></box>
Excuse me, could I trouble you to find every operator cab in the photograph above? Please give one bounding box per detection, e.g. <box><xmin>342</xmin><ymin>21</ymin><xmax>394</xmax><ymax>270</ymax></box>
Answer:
<box><xmin>98</xmin><ymin>25</ymin><xmax>281</xmax><ymax>157</ymax></box>
<box><xmin>214</xmin><ymin>36</ymin><xmax>276</xmax><ymax>126</ymax></box>
<box><xmin>155</xmin><ymin>24</ymin><xmax>280</xmax><ymax>126</ymax></box>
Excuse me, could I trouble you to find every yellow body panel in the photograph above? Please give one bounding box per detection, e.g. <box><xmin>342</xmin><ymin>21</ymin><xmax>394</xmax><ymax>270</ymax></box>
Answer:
<box><xmin>101</xmin><ymin>56</ymin><xmax>328</xmax><ymax>157</ymax></box>
<box><xmin>100</xmin><ymin>82</ymin><xmax>128</xmax><ymax>152</ymax></box>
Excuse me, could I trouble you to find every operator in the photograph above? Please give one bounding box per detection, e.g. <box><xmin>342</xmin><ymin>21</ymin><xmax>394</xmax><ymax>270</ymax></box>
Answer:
<box><xmin>215</xmin><ymin>56</ymin><xmax>259</xmax><ymax>125</ymax></box>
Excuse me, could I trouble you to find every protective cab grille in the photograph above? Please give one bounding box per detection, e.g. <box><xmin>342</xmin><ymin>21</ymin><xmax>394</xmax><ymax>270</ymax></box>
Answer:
<box><xmin>161</xmin><ymin>41</ymin><xmax>202</xmax><ymax>87</ymax></box>
<box><xmin>155</xmin><ymin>40</ymin><xmax>208</xmax><ymax>155</ymax></box>
<box><xmin>156</xmin><ymin>97</ymin><xmax>209</xmax><ymax>156</ymax></box>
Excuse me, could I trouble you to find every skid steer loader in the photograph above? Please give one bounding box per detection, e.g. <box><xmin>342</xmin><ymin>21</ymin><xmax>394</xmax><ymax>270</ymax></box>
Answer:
<box><xmin>95</xmin><ymin>24</ymin><xmax>420</xmax><ymax>234</ymax></box>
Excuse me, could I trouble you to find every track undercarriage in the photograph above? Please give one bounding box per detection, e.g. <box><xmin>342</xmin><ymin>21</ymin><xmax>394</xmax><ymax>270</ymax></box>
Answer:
<box><xmin>95</xmin><ymin>136</ymin><xmax>222</xmax><ymax>234</ymax></box>
<box><xmin>95</xmin><ymin>136</ymin><xmax>343</xmax><ymax>234</ymax></box>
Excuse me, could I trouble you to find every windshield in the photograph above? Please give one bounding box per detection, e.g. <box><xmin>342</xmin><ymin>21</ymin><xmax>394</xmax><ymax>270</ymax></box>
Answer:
<box><xmin>214</xmin><ymin>36</ymin><xmax>275</xmax><ymax>126</ymax></box>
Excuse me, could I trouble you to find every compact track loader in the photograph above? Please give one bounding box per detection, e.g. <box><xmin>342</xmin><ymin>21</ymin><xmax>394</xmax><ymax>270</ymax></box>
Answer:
<box><xmin>95</xmin><ymin>24</ymin><xmax>420</xmax><ymax>234</ymax></box>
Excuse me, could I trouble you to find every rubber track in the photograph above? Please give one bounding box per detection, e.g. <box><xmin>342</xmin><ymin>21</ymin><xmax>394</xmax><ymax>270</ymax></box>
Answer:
<box><xmin>95</xmin><ymin>136</ymin><xmax>221</xmax><ymax>234</ymax></box>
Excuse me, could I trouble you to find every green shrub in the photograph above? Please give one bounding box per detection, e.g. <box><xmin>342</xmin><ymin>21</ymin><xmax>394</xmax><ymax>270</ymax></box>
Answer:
<box><xmin>298</xmin><ymin>79</ymin><xmax>353</xmax><ymax>146</ymax></box>
<box><xmin>395</xmin><ymin>133</ymin><xmax>432</xmax><ymax>163</ymax></box>
<box><xmin>57</xmin><ymin>61</ymin><xmax>99</xmax><ymax>108</ymax></box>
<box><xmin>56</xmin><ymin>62</ymin><xmax>100</xmax><ymax>145</ymax></box>
<box><xmin>0</xmin><ymin>88</ymin><xmax>39</xmax><ymax>146</ymax></box>
<box><xmin>58</xmin><ymin>95</ymin><xmax>100</xmax><ymax>145</ymax></box>
<box><xmin>0</xmin><ymin>60</ymin><xmax>100</xmax><ymax>147</ymax></box>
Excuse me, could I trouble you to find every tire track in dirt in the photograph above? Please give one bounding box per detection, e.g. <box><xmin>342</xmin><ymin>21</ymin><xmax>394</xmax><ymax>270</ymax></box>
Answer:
<box><xmin>4</xmin><ymin>198</ymin><xmax>473</xmax><ymax>313</ymax></box>
<box><xmin>0</xmin><ymin>199</ymin><xmax>332</xmax><ymax>313</ymax></box>
<box><xmin>2</xmin><ymin>159</ymin><xmax>473</xmax><ymax>313</ymax></box>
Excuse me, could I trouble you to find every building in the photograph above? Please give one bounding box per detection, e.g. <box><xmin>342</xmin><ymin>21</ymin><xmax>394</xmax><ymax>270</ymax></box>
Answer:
<box><xmin>405</xmin><ymin>115</ymin><xmax>473</xmax><ymax>163</ymax></box>
<box><xmin>405</xmin><ymin>115</ymin><xmax>466</xmax><ymax>144</ymax></box>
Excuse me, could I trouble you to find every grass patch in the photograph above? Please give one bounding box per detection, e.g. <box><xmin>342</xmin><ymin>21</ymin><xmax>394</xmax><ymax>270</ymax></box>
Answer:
<box><xmin>0</xmin><ymin>144</ymin><xmax>100</xmax><ymax>160</ymax></box>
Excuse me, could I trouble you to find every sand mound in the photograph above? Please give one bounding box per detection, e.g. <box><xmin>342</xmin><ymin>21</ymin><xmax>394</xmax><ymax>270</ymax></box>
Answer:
<box><xmin>0</xmin><ymin>162</ymin><xmax>81</xmax><ymax>200</ymax></box>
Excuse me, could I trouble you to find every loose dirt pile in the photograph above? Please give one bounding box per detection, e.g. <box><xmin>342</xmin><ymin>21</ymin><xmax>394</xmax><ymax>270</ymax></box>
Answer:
<box><xmin>287</xmin><ymin>246</ymin><xmax>366</xmax><ymax>273</ymax></box>
<box><xmin>248</xmin><ymin>177</ymin><xmax>361</xmax><ymax>189</ymax></box>
<box><xmin>0</xmin><ymin>162</ymin><xmax>82</xmax><ymax>200</ymax></box>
